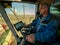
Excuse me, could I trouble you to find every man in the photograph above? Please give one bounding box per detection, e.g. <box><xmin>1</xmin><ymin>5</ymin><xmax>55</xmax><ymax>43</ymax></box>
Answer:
<box><xmin>21</xmin><ymin>3</ymin><xmax>58</xmax><ymax>45</ymax></box>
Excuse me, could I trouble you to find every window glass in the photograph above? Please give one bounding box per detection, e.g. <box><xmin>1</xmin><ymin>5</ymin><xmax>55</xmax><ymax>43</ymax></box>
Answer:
<box><xmin>5</xmin><ymin>2</ymin><xmax>36</xmax><ymax>24</ymax></box>
<box><xmin>0</xmin><ymin>2</ymin><xmax>36</xmax><ymax>45</ymax></box>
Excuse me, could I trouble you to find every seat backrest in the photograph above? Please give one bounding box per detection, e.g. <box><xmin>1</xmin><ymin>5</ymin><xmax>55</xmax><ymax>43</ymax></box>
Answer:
<box><xmin>55</xmin><ymin>15</ymin><xmax>60</xmax><ymax>42</ymax></box>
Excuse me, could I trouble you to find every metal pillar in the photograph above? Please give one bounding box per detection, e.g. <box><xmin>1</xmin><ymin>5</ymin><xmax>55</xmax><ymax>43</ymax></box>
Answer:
<box><xmin>0</xmin><ymin>2</ymin><xmax>20</xmax><ymax>45</ymax></box>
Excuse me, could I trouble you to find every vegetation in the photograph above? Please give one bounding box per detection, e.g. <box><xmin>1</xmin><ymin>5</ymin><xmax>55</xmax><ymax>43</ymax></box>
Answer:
<box><xmin>0</xmin><ymin>29</ymin><xmax>9</xmax><ymax>45</ymax></box>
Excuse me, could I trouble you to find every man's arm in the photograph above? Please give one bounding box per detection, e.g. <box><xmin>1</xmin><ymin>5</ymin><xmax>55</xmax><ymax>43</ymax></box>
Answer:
<box><xmin>34</xmin><ymin>20</ymin><xmax>58</xmax><ymax>42</ymax></box>
<box><xmin>24</xmin><ymin>19</ymin><xmax>37</xmax><ymax>28</ymax></box>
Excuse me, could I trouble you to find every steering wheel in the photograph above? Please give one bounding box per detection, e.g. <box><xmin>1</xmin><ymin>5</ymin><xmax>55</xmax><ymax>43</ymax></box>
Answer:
<box><xmin>20</xmin><ymin>27</ymin><xmax>32</xmax><ymax>37</ymax></box>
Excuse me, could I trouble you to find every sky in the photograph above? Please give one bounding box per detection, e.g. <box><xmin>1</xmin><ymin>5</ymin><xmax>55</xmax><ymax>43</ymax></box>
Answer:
<box><xmin>5</xmin><ymin>2</ymin><xmax>36</xmax><ymax>15</ymax></box>
<box><xmin>5</xmin><ymin>2</ymin><xmax>60</xmax><ymax>15</ymax></box>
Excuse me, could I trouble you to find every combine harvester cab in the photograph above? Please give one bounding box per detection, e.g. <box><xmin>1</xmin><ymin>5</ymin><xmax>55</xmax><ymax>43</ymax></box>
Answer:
<box><xmin>0</xmin><ymin>0</ymin><xmax>60</xmax><ymax>45</ymax></box>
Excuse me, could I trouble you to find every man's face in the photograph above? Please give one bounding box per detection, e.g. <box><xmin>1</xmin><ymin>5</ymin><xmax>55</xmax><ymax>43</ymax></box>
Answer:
<box><xmin>39</xmin><ymin>4</ymin><xmax>48</xmax><ymax>15</ymax></box>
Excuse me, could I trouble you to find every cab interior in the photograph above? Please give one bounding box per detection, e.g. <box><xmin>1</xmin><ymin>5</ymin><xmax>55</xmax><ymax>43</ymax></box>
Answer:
<box><xmin>0</xmin><ymin>0</ymin><xmax>60</xmax><ymax>45</ymax></box>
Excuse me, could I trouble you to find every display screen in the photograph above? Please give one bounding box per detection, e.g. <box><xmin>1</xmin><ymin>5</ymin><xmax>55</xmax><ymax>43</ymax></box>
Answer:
<box><xmin>14</xmin><ymin>21</ymin><xmax>25</xmax><ymax>31</ymax></box>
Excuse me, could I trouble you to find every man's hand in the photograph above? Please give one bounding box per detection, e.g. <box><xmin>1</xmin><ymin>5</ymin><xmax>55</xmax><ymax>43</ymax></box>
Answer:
<box><xmin>26</xmin><ymin>34</ymin><xmax>35</xmax><ymax>43</ymax></box>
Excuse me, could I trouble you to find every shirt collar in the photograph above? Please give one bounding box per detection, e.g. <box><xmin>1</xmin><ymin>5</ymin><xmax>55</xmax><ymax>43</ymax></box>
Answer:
<box><xmin>44</xmin><ymin>13</ymin><xmax>52</xmax><ymax>21</ymax></box>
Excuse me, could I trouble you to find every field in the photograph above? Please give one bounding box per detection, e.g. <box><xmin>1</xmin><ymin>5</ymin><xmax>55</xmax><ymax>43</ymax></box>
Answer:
<box><xmin>0</xmin><ymin>14</ymin><xmax>35</xmax><ymax>45</ymax></box>
<box><xmin>0</xmin><ymin>14</ymin><xmax>35</xmax><ymax>24</ymax></box>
